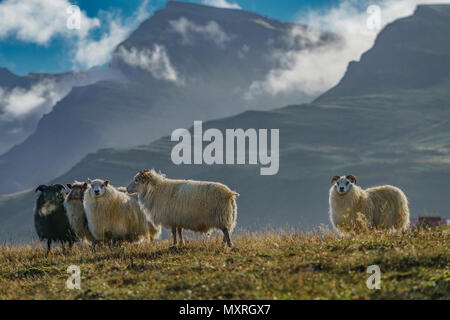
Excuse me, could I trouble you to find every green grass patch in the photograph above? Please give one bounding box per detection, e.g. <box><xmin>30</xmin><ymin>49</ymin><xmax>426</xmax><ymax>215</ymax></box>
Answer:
<box><xmin>0</xmin><ymin>228</ymin><xmax>448</xmax><ymax>299</ymax></box>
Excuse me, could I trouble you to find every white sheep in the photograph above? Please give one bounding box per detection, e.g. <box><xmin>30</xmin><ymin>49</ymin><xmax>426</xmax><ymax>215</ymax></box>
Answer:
<box><xmin>329</xmin><ymin>175</ymin><xmax>410</xmax><ymax>233</ymax></box>
<box><xmin>64</xmin><ymin>181</ymin><xmax>95</xmax><ymax>242</ymax></box>
<box><xmin>127</xmin><ymin>170</ymin><xmax>239</xmax><ymax>248</ymax></box>
<box><xmin>83</xmin><ymin>178</ymin><xmax>161</xmax><ymax>244</ymax></box>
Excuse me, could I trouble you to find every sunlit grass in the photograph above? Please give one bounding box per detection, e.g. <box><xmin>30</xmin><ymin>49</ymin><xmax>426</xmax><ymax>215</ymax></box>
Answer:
<box><xmin>0</xmin><ymin>227</ymin><xmax>448</xmax><ymax>299</ymax></box>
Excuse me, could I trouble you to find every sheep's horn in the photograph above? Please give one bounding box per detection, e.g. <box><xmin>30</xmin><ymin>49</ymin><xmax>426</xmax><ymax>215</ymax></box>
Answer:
<box><xmin>35</xmin><ymin>185</ymin><xmax>47</xmax><ymax>192</ymax></box>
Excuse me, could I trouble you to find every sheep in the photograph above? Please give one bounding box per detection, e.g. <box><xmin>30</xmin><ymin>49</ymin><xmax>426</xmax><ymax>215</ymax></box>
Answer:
<box><xmin>64</xmin><ymin>181</ymin><xmax>95</xmax><ymax>243</ymax></box>
<box><xmin>83</xmin><ymin>178</ymin><xmax>161</xmax><ymax>245</ymax></box>
<box><xmin>126</xmin><ymin>169</ymin><xmax>239</xmax><ymax>248</ymax></box>
<box><xmin>329</xmin><ymin>175</ymin><xmax>410</xmax><ymax>233</ymax></box>
<box><xmin>34</xmin><ymin>184</ymin><xmax>78</xmax><ymax>255</ymax></box>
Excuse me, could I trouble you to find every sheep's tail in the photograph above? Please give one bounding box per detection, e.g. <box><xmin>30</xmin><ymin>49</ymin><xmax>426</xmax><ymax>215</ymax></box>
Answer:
<box><xmin>228</xmin><ymin>193</ymin><xmax>238</xmax><ymax>233</ymax></box>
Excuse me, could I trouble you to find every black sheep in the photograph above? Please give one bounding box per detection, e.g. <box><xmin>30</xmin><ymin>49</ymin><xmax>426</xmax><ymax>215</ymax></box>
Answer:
<box><xmin>34</xmin><ymin>184</ymin><xmax>78</xmax><ymax>255</ymax></box>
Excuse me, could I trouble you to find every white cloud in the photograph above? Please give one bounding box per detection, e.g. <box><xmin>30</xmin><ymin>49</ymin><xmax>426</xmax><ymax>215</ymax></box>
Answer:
<box><xmin>0</xmin><ymin>0</ymin><xmax>153</xmax><ymax>69</ymax></box>
<box><xmin>0</xmin><ymin>0</ymin><xmax>99</xmax><ymax>45</ymax></box>
<box><xmin>202</xmin><ymin>0</ymin><xmax>241</xmax><ymax>9</ymax></box>
<box><xmin>74</xmin><ymin>19</ymin><xmax>131</xmax><ymax>69</ymax></box>
<box><xmin>169</xmin><ymin>17</ymin><xmax>232</xmax><ymax>47</ymax></box>
<box><xmin>0</xmin><ymin>80</ymin><xmax>69</xmax><ymax>119</ymax></box>
<box><xmin>247</xmin><ymin>0</ymin><xmax>450</xmax><ymax>98</ymax></box>
<box><xmin>238</xmin><ymin>44</ymin><xmax>250</xmax><ymax>59</ymax></box>
<box><xmin>116</xmin><ymin>45</ymin><xmax>181</xmax><ymax>84</ymax></box>
<box><xmin>74</xmin><ymin>1</ymin><xmax>152</xmax><ymax>69</ymax></box>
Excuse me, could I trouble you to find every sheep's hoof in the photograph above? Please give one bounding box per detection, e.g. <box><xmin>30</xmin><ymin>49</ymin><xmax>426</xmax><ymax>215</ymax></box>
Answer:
<box><xmin>230</xmin><ymin>247</ymin><xmax>239</xmax><ymax>252</ymax></box>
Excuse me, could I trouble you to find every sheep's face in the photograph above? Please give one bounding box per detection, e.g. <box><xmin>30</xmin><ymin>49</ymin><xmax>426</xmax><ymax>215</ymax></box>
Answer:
<box><xmin>331</xmin><ymin>175</ymin><xmax>357</xmax><ymax>195</ymax></box>
<box><xmin>88</xmin><ymin>179</ymin><xmax>109</xmax><ymax>198</ymax></box>
<box><xmin>127</xmin><ymin>179</ymin><xmax>139</xmax><ymax>194</ymax></box>
<box><xmin>35</xmin><ymin>184</ymin><xmax>66</xmax><ymax>204</ymax></box>
<box><xmin>127</xmin><ymin>169</ymin><xmax>161</xmax><ymax>194</ymax></box>
<box><xmin>67</xmin><ymin>182</ymin><xmax>88</xmax><ymax>201</ymax></box>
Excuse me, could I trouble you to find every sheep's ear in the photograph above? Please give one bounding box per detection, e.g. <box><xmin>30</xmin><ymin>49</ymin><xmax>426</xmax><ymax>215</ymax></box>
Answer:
<box><xmin>66</xmin><ymin>184</ymin><xmax>73</xmax><ymax>189</ymax></box>
<box><xmin>331</xmin><ymin>176</ymin><xmax>340</xmax><ymax>184</ymax></box>
<box><xmin>346</xmin><ymin>175</ymin><xmax>357</xmax><ymax>184</ymax></box>
<box><xmin>104</xmin><ymin>180</ymin><xmax>110</xmax><ymax>186</ymax></box>
<box><xmin>55</xmin><ymin>184</ymin><xmax>66</xmax><ymax>192</ymax></box>
<box><xmin>87</xmin><ymin>178</ymin><xmax>92</xmax><ymax>184</ymax></box>
<box><xmin>35</xmin><ymin>185</ymin><xmax>47</xmax><ymax>192</ymax></box>
<box><xmin>148</xmin><ymin>170</ymin><xmax>160</xmax><ymax>185</ymax></box>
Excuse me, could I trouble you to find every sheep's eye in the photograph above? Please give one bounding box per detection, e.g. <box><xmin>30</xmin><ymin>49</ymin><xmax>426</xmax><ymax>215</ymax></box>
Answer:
<box><xmin>346</xmin><ymin>181</ymin><xmax>349</xmax><ymax>185</ymax></box>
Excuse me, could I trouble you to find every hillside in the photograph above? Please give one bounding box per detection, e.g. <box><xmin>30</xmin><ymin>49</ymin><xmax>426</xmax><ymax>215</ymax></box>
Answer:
<box><xmin>0</xmin><ymin>228</ymin><xmax>448</xmax><ymax>299</ymax></box>
<box><xmin>0</xmin><ymin>67</ymin><xmax>118</xmax><ymax>155</ymax></box>
<box><xmin>0</xmin><ymin>1</ymin><xmax>336</xmax><ymax>195</ymax></box>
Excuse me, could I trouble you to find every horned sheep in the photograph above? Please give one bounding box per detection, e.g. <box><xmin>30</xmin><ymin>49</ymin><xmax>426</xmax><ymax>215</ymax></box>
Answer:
<box><xmin>34</xmin><ymin>184</ymin><xmax>78</xmax><ymax>255</ymax></box>
<box><xmin>83</xmin><ymin>178</ymin><xmax>160</xmax><ymax>244</ymax></box>
<box><xmin>127</xmin><ymin>169</ymin><xmax>239</xmax><ymax>248</ymax></box>
<box><xmin>329</xmin><ymin>175</ymin><xmax>410</xmax><ymax>233</ymax></box>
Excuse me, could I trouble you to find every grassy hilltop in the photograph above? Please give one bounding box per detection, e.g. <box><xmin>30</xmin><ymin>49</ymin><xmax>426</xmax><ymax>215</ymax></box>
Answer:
<box><xmin>0</xmin><ymin>227</ymin><xmax>448</xmax><ymax>300</ymax></box>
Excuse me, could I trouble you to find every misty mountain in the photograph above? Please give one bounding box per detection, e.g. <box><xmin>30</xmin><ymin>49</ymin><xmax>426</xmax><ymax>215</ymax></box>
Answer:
<box><xmin>320</xmin><ymin>5</ymin><xmax>450</xmax><ymax>99</ymax></box>
<box><xmin>1</xmin><ymin>4</ymin><xmax>449</xmax><ymax>241</ymax></box>
<box><xmin>0</xmin><ymin>67</ymin><xmax>122</xmax><ymax>155</ymax></box>
<box><xmin>0</xmin><ymin>1</ymin><xmax>338</xmax><ymax>195</ymax></box>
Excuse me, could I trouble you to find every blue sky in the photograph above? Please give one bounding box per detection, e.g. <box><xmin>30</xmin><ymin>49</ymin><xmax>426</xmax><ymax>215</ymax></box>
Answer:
<box><xmin>0</xmin><ymin>0</ymin><xmax>339</xmax><ymax>75</ymax></box>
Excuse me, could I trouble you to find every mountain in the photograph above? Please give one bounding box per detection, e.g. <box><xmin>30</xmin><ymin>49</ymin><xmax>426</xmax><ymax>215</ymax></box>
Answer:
<box><xmin>320</xmin><ymin>5</ymin><xmax>450</xmax><ymax>99</ymax></box>
<box><xmin>0</xmin><ymin>1</ymin><xmax>338</xmax><ymax>195</ymax></box>
<box><xmin>2</xmin><ymin>4</ymin><xmax>450</xmax><ymax>242</ymax></box>
<box><xmin>0</xmin><ymin>68</ymin><xmax>20</xmax><ymax>86</ymax></box>
<box><xmin>0</xmin><ymin>67</ymin><xmax>122</xmax><ymax>155</ymax></box>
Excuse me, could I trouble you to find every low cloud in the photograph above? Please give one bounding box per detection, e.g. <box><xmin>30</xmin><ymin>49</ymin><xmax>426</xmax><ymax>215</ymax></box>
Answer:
<box><xmin>247</xmin><ymin>0</ymin><xmax>450</xmax><ymax>98</ymax></box>
<box><xmin>0</xmin><ymin>80</ymin><xmax>69</xmax><ymax>119</ymax></box>
<box><xmin>169</xmin><ymin>17</ymin><xmax>232</xmax><ymax>47</ymax></box>
<box><xmin>74</xmin><ymin>18</ymin><xmax>132</xmax><ymax>69</ymax></box>
<box><xmin>116</xmin><ymin>45</ymin><xmax>181</xmax><ymax>84</ymax></box>
<box><xmin>74</xmin><ymin>1</ymin><xmax>152</xmax><ymax>69</ymax></box>
<box><xmin>202</xmin><ymin>0</ymin><xmax>241</xmax><ymax>9</ymax></box>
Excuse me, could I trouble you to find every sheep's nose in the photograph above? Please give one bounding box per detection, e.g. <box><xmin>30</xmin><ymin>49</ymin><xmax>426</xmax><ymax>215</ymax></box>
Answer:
<box><xmin>339</xmin><ymin>187</ymin><xmax>345</xmax><ymax>192</ymax></box>
<box><xmin>94</xmin><ymin>190</ymin><xmax>99</xmax><ymax>195</ymax></box>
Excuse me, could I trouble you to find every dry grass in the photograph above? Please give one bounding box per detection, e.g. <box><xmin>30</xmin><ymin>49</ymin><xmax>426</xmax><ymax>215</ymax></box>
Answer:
<box><xmin>0</xmin><ymin>227</ymin><xmax>448</xmax><ymax>300</ymax></box>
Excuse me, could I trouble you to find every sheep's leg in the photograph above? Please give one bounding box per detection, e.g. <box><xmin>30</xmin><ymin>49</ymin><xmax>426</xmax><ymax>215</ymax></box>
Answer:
<box><xmin>177</xmin><ymin>228</ymin><xmax>184</xmax><ymax>246</ymax></box>
<box><xmin>171</xmin><ymin>227</ymin><xmax>177</xmax><ymax>246</ymax></box>
<box><xmin>46</xmin><ymin>239</ymin><xmax>52</xmax><ymax>257</ymax></box>
<box><xmin>221</xmin><ymin>227</ymin><xmax>233</xmax><ymax>248</ymax></box>
<box><xmin>61</xmin><ymin>240</ymin><xmax>66</xmax><ymax>253</ymax></box>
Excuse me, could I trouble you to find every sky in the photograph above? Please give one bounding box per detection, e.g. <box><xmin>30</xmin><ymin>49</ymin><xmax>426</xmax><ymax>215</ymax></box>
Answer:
<box><xmin>0</xmin><ymin>0</ymin><xmax>449</xmax><ymax>77</ymax></box>
<box><xmin>0</xmin><ymin>0</ymin><xmax>338</xmax><ymax>75</ymax></box>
